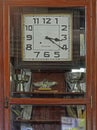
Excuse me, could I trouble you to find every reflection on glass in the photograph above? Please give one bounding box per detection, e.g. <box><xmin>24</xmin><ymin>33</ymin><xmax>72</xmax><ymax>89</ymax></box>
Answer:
<box><xmin>10</xmin><ymin>105</ymin><xmax>86</xmax><ymax>130</ymax></box>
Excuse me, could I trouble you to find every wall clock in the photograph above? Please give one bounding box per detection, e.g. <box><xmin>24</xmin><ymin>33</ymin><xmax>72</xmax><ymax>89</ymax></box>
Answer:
<box><xmin>22</xmin><ymin>13</ymin><xmax>72</xmax><ymax>62</ymax></box>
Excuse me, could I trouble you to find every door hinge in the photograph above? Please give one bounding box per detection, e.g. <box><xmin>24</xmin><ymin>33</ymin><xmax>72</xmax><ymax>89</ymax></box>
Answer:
<box><xmin>91</xmin><ymin>96</ymin><xmax>93</xmax><ymax>108</ymax></box>
<box><xmin>4</xmin><ymin>97</ymin><xmax>9</xmax><ymax>108</ymax></box>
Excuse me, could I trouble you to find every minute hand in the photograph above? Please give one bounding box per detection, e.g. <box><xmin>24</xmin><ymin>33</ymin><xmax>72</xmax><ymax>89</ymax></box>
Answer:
<box><xmin>45</xmin><ymin>36</ymin><xmax>68</xmax><ymax>50</ymax></box>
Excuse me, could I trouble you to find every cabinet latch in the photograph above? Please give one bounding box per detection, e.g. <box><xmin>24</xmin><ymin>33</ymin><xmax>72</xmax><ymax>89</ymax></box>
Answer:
<box><xmin>4</xmin><ymin>97</ymin><xmax>9</xmax><ymax>108</ymax></box>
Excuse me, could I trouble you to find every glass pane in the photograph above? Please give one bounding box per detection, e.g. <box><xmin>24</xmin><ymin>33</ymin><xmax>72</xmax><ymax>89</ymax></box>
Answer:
<box><xmin>10</xmin><ymin>7</ymin><xmax>86</xmax><ymax>98</ymax></box>
<box><xmin>10</xmin><ymin>104</ymin><xmax>86</xmax><ymax>130</ymax></box>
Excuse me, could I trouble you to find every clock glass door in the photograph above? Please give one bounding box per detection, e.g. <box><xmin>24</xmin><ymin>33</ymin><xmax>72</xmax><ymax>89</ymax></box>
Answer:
<box><xmin>10</xmin><ymin>7</ymin><xmax>86</xmax><ymax>98</ymax></box>
<box><xmin>8</xmin><ymin>6</ymin><xmax>88</xmax><ymax>130</ymax></box>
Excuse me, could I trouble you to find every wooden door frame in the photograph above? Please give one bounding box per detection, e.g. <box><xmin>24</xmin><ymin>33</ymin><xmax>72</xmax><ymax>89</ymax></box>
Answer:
<box><xmin>93</xmin><ymin>0</ymin><xmax>97</xmax><ymax>129</ymax></box>
<box><xmin>0</xmin><ymin>0</ymin><xmax>4</xmax><ymax>130</ymax></box>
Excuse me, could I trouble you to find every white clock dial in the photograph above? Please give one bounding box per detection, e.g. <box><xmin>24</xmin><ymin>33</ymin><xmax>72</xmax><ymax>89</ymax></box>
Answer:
<box><xmin>22</xmin><ymin>14</ymin><xmax>72</xmax><ymax>61</ymax></box>
<box><xmin>34</xmin><ymin>25</ymin><xmax>59</xmax><ymax>50</ymax></box>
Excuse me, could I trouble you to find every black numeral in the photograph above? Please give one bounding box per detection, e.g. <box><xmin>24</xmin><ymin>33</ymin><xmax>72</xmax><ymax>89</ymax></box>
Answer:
<box><xmin>54</xmin><ymin>52</ymin><xmax>60</xmax><ymax>57</ymax></box>
<box><xmin>33</xmin><ymin>18</ymin><xmax>39</xmax><ymax>24</ymax></box>
<box><xmin>26</xmin><ymin>44</ymin><xmax>32</xmax><ymax>50</ymax></box>
<box><xmin>55</xmin><ymin>18</ymin><xmax>58</xmax><ymax>24</ymax></box>
<box><xmin>26</xmin><ymin>35</ymin><xmax>32</xmax><ymax>40</ymax></box>
<box><xmin>61</xmin><ymin>34</ymin><xmax>67</xmax><ymax>40</ymax></box>
<box><xmin>44</xmin><ymin>52</ymin><xmax>50</xmax><ymax>57</ymax></box>
<box><xmin>62</xmin><ymin>45</ymin><xmax>68</xmax><ymax>50</ymax></box>
<box><xmin>61</xmin><ymin>25</ymin><xmax>67</xmax><ymax>31</ymax></box>
<box><xmin>25</xmin><ymin>25</ymin><xmax>32</xmax><ymax>31</ymax></box>
<box><xmin>30</xmin><ymin>51</ymin><xmax>62</xmax><ymax>59</ymax></box>
<box><xmin>43</xmin><ymin>18</ymin><xmax>51</xmax><ymax>24</ymax></box>
<box><xmin>34</xmin><ymin>52</ymin><xmax>40</xmax><ymax>57</ymax></box>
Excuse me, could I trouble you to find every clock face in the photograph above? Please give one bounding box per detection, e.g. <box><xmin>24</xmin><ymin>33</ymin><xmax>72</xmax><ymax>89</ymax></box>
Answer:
<box><xmin>22</xmin><ymin>14</ymin><xmax>72</xmax><ymax>61</ymax></box>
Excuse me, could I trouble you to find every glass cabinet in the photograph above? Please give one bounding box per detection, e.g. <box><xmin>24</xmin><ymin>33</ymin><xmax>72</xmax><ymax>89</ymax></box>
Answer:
<box><xmin>10</xmin><ymin>7</ymin><xmax>86</xmax><ymax>98</ymax></box>
<box><xmin>3</xmin><ymin>0</ymin><xmax>94</xmax><ymax>130</ymax></box>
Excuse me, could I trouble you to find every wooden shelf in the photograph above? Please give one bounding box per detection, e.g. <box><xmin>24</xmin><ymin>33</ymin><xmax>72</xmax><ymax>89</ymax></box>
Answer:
<box><xmin>12</xmin><ymin>91</ymin><xmax>85</xmax><ymax>95</ymax></box>
<box><xmin>15</xmin><ymin>119</ymin><xmax>61</xmax><ymax>124</ymax></box>
<box><xmin>12</xmin><ymin>91</ymin><xmax>85</xmax><ymax>98</ymax></box>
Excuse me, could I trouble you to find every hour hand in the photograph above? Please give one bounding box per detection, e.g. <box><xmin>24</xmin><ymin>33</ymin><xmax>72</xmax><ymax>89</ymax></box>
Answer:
<box><xmin>45</xmin><ymin>36</ymin><xmax>55</xmax><ymax>45</ymax></box>
<box><xmin>45</xmin><ymin>36</ymin><xmax>53</xmax><ymax>40</ymax></box>
<box><xmin>45</xmin><ymin>36</ymin><xmax>61</xmax><ymax>42</ymax></box>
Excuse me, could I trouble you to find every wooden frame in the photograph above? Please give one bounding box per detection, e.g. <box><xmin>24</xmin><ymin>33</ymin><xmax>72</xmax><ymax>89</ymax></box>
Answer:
<box><xmin>93</xmin><ymin>0</ymin><xmax>97</xmax><ymax>130</ymax></box>
<box><xmin>0</xmin><ymin>1</ymin><xmax>4</xmax><ymax>130</ymax></box>
<box><xmin>1</xmin><ymin>0</ymin><xmax>96</xmax><ymax>130</ymax></box>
